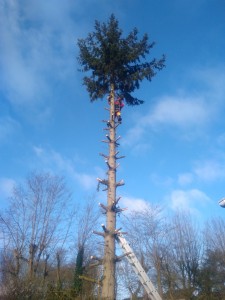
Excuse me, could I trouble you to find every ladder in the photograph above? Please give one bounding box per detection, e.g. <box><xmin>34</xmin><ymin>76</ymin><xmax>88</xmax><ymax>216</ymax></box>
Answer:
<box><xmin>116</xmin><ymin>234</ymin><xmax>162</xmax><ymax>300</ymax></box>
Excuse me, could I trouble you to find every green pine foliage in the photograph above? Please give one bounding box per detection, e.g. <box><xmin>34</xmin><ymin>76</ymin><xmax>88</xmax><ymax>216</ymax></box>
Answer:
<box><xmin>77</xmin><ymin>14</ymin><xmax>165</xmax><ymax>105</ymax></box>
<box><xmin>73</xmin><ymin>245</ymin><xmax>84</xmax><ymax>296</ymax></box>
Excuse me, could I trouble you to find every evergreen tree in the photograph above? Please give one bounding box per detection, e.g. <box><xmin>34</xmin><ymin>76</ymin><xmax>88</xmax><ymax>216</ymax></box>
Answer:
<box><xmin>73</xmin><ymin>245</ymin><xmax>84</xmax><ymax>297</ymax></box>
<box><xmin>197</xmin><ymin>249</ymin><xmax>225</xmax><ymax>299</ymax></box>
<box><xmin>77</xmin><ymin>14</ymin><xmax>165</xmax><ymax>105</ymax></box>
<box><xmin>77</xmin><ymin>14</ymin><xmax>165</xmax><ymax>299</ymax></box>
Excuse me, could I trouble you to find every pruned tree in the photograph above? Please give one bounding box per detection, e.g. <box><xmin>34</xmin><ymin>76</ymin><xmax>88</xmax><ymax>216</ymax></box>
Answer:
<box><xmin>77</xmin><ymin>14</ymin><xmax>165</xmax><ymax>299</ymax></box>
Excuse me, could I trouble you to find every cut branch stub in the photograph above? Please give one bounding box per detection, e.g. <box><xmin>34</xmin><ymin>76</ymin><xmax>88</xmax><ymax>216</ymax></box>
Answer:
<box><xmin>107</xmin><ymin>121</ymin><xmax>113</xmax><ymax>128</ymax></box>
<box><xmin>106</xmin><ymin>135</ymin><xmax>112</xmax><ymax>142</ymax></box>
<box><xmin>96</xmin><ymin>178</ymin><xmax>108</xmax><ymax>186</ymax></box>
<box><xmin>115</xmin><ymin>136</ymin><xmax>121</xmax><ymax>142</ymax></box>
<box><xmin>90</xmin><ymin>255</ymin><xmax>102</xmax><ymax>262</ymax></box>
<box><xmin>105</xmin><ymin>160</ymin><xmax>112</xmax><ymax>169</ymax></box>
<box><xmin>101</xmin><ymin>224</ymin><xmax>109</xmax><ymax>233</ymax></box>
<box><xmin>93</xmin><ymin>230</ymin><xmax>105</xmax><ymax>238</ymax></box>
<box><xmin>115</xmin><ymin>155</ymin><xmax>125</xmax><ymax>160</ymax></box>
<box><xmin>114</xmin><ymin>196</ymin><xmax>121</xmax><ymax>205</ymax></box>
<box><xmin>99</xmin><ymin>202</ymin><xmax>108</xmax><ymax>212</ymax></box>
<box><xmin>114</xmin><ymin>207</ymin><xmax>128</xmax><ymax>213</ymax></box>
<box><xmin>114</xmin><ymin>252</ymin><xmax>131</xmax><ymax>262</ymax></box>
<box><xmin>116</xmin><ymin>179</ymin><xmax>125</xmax><ymax>187</ymax></box>
<box><xmin>101</xmin><ymin>139</ymin><xmax>109</xmax><ymax>144</ymax></box>
<box><xmin>99</xmin><ymin>153</ymin><xmax>109</xmax><ymax>159</ymax></box>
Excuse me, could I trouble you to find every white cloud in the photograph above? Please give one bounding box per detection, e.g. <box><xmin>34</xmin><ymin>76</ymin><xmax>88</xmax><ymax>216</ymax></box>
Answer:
<box><xmin>123</xmin><ymin>66</ymin><xmax>225</xmax><ymax>149</ymax></box>
<box><xmin>150</xmin><ymin>173</ymin><xmax>174</xmax><ymax>188</ymax></box>
<box><xmin>0</xmin><ymin>117</ymin><xmax>20</xmax><ymax>142</ymax></box>
<box><xmin>122</xmin><ymin>196</ymin><xmax>149</xmax><ymax>212</ymax></box>
<box><xmin>191</xmin><ymin>66</ymin><xmax>225</xmax><ymax>104</ymax></box>
<box><xmin>75</xmin><ymin>173</ymin><xmax>96</xmax><ymax>190</ymax></box>
<box><xmin>0</xmin><ymin>0</ymin><xmax>82</xmax><ymax>118</ymax></box>
<box><xmin>194</xmin><ymin>160</ymin><xmax>225</xmax><ymax>182</ymax></box>
<box><xmin>169</xmin><ymin>189</ymin><xmax>211</xmax><ymax>213</ymax></box>
<box><xmin>33</xmin><ymin>146</ymin><xmax>44</xmax><ymax>157</ymax></box>
<box><xmin>177</xmin><ymin>172</ymin><xmax>193</xmax><ymax>186</ymax></box>
<box><xmin>32</xmin><ymin>146</ymin><xmax>100</xmax><ymax>190</ymax></box>
<box><xmin>122</xmin><ymin>125</ymin><xmax>145</xmax><ymax>147</ymax></box>
<box><xmin>0</xmin><ymin>1</ymin><xmax>39</xmax><ymax>105</ymax></box>
<box><xmin>0</xmin><ymin>178</ymin><xmax>15</xmax><ymax>198</ymax></box>
<box><xmin>147</xmin><ymin>96</ymin><xmax>209</xmax><ymax>127</ymax></box>
<box><xmin>123</xmin><ymin>95</ymin><xmax>210</xmax><ymax>148</ymax></box>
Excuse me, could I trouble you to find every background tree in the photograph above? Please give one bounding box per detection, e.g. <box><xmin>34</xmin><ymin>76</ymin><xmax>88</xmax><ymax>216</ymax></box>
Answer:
<box><xmin>197</xmin><ymin>248</ymin><xmax>225</xmax><ymax>300</ymax></box>
<box><xmin>198</xmin><ymin>217</ymin><xmax>225</xmax><ymax>299</ymax></box>
<box><xmin>77</xmin><ymin>14</ymin><xmax>165</xmax><ymax>299</ymax></box>
<box><xmin>73</xmin><ymin>197</ymin><xmax>102</xmax><ymax>299</ymax></box>
<box><xmin>120</xmin><ymin>204</ymin><xmax>166</xmax><ymax>299</ymax></box>
<box><xmin>73</xmin><ymin>245</ymin><xmax>84</xmax><ymax>297</ymax></box>
<box><xmin>39</xmin><ymin>197</ymin><xmax>102</xmax><ymax>300</ymax></box>
<box><xmin>0</xmin><ymin>172</ymin><xmax>75</xmax><ymax>299</ymax></box>
<box><xmin>161</xmin><ymin>212</ymin><xmax>203</xmax><ymax>300</ymax></box>
<box><xmin>204</xmin><ymin>217</ymin><xmax>225</xmax><ymax>258</ymax></box>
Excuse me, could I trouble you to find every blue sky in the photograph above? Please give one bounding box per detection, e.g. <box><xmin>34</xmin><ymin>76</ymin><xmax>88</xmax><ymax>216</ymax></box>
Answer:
<box><xmin>0</xmin><ymin>0</ymin><xmax>225</xmax><ymax>222</ymax></box>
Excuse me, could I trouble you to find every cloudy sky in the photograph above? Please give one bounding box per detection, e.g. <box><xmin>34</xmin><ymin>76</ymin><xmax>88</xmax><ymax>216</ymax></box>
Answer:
<box><xmin>0</xmin><ymin>0</ymin><xmax>225</xmax><ymax>222</ymax></box>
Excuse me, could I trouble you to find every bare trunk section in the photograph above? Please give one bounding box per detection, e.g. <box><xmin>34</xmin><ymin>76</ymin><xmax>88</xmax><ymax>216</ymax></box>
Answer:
<box><xmin>102</xmin><ymin>84</ymin><xmax>117</xmax><ymax>299</ymax></box>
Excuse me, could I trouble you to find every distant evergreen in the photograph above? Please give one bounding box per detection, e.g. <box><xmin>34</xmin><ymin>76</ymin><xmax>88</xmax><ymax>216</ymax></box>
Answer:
<box><xmin>73</xmin><ymin>245</ymin><xmax>84</xmax><ymax>296</ymax></box>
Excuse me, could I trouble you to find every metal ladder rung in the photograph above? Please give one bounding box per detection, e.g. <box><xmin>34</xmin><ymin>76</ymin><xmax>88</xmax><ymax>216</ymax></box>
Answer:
<box><xmin>116</xmin><ymin>234</ymin><xmax>162</xmax><ymax>300</ymax></box>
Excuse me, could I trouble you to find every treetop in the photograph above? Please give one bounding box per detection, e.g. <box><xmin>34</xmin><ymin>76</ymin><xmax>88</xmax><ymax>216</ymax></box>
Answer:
<box><xmin>77</xmin><ymin>14</ymin><xmax>165</xmax><ymax>105</ymax></box>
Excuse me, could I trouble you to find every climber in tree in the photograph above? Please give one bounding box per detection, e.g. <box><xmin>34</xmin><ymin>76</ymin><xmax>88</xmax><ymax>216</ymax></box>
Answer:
<box><xmin>114</xmin><ymin>95</ymin><xmax>124</xmax><ymax>123</ymax></box>
<box><xmin>77</xmin><ymin>14</ymin><xmax>165</xmax><ymax>106</ymax></box>
<box><xmin>107</xmin><ymin>93</ymin><xmax>112</xmax><ymax>104</ymax></box>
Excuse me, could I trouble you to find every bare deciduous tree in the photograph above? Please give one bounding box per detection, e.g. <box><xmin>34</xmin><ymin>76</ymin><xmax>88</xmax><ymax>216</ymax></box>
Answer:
<box><xmin>204</xmin><ymin>217</ymin><xmax>225</xmax><ymax>255</ymax></box>
<box><xmin>73</xmin><ymin>197</ymin><xmax>102</xmax><ymax>298</ymax></box>
<box><xmin>161</xmin><ymin>211</ymin><xmax>203</xmax><ymax>300</ymax></box>
<box><xmin>119</xmin><ymin>204</ymin><xmax>165</xmax><ymax>299</ymax></box>
<box><xmin>0</xmin><ymin>172</ymin><xmax>75</xmax><ymax>298</ymax></box>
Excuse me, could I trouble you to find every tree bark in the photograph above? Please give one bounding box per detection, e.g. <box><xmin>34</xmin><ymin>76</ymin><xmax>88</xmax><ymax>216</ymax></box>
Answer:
<box><xmin>101</xmin><ymin>84</ymin><xmax>117</xmax><ymax>299</ymax></box>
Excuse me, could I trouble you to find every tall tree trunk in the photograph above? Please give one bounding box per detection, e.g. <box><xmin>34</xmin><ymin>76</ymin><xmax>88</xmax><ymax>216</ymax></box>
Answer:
<box><xmin>29</xmin><ymin>243</ymin><xmax>37</xmax><ymax>279</ymax></box>
<box><xmin>102</xmin><ymin>84</ymin><xmax>117</xmax><ymax>299</ymax></box>
<box><xmin>56</xmin><ymin>252</ymin><xmax>62</xmax><ymax>290</ymax></box>
<box><xmin>14</xmin><ymin>249</ymin><xmax>20</xmax><ymax>277</ymax></box>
